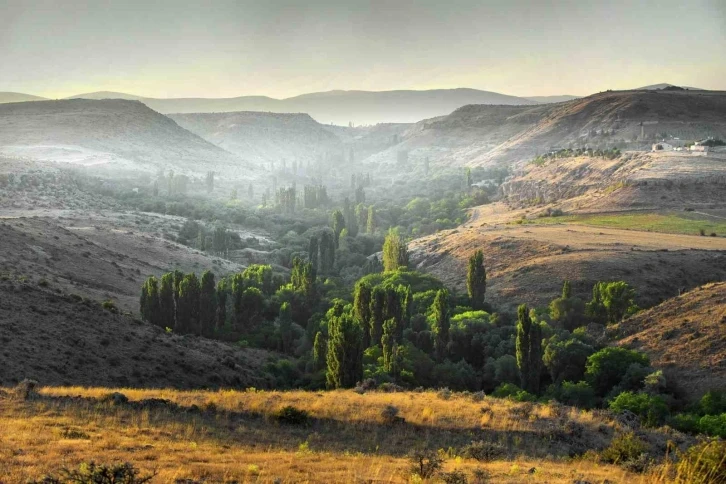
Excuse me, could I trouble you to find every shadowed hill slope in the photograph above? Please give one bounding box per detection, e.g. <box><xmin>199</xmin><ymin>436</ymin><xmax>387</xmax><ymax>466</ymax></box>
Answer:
<box><xmin>0</xmin><ymin>278</ymin><xmax>271</xmax><ymax>389</ymax></box>
<box><xmin>614</xmin><ymin>282</ymin><xmax>726</xmax><ymax>399</ymax></box>
<box><xmin>170</xmin><ymin>111</ymin><xmax>343</xmax><ymax>164</ymax></box>
<box><xmin>0</xmin><ymin>99</ymin><xmax>257</xmax><ymax>179</ymax></box>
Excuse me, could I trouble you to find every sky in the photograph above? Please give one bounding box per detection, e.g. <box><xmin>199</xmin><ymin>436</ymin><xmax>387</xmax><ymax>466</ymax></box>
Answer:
<box><xmin>1</xmin><ymin>0</ymin><xmax>725</xmax><ymax>99</ymax></box>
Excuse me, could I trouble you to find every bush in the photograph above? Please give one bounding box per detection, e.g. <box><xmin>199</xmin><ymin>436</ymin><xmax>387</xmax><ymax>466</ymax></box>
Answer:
<box><xmin>102</xmin><ymin>299</ymin><xmax>118</xmax><ymax>313</ymax></box>
<box><xmin>697</xmin><ymin>414</ymin><xmax>726</xmax><ymax>438</ymax></box>
<box><xmin>675</xmin><ymin>440</ymin><xmax>726</xmax><ymax>484</ymax></box>
<box><xmin>557</xmin><ymin>381</ymin><xmax>596</xmax><ymax>409</ymax></box>
<box><xmin>31</xmin><ymin>462</ymin><xmax>155</xmax><ymax>484</ymax></box>
<box><xmin>461</xmin><ymin>440</ymin><xmax>505</xmax><ymax>461</ymax></box>
<box><xmin>585</xmin><ymin>347</ymin><xmax>649</xmax><ymax>396</ymax></box>
<box><xmin>491</xmin><ymin>383</ymin><xmax>536</xmax><ymax>402</ymax></box>
<box><xmin>409</xmin><ymin>450</ymin><xmax>444</xmax><ymax>479</ymax></box>
<box><xmin>380</xmin><ymin>405</ymin><xmax>403</xmax><ymax>424</ymax></box>
<box><xmin>600</xmin><ymin>432</ymin><xmax>648</xmax><ymax>465</ymax></box>
<box><xmin>439</xmin><ymin>469</ymin><xmax>468</xmax><ymax>484</ymax></box>
<box><xmin>609</xmin><ymin>391</ymin><xmax>668</xmax><ymax>427</ymax></box>
<box><xmin>273</xmin><ymin>405</ymin><xmax>309</xmax><ymax>425</ymax></box>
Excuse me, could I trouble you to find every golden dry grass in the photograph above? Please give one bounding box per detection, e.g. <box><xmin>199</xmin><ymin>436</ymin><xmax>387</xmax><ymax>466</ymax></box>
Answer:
<box><xmin>0</xmin><ymin>386</ymin><xmax>683</xmax><ymax>483</ymax></box>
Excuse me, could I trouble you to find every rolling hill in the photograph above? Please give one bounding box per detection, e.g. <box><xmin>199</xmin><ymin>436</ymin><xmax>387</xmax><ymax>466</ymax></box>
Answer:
<box><xmin>0</xmin><ymin>92</ymin><xmax>47</xmax><ymax>103</ymax></box>
<box><xmin>614</xmin><ymin>282</ymin><xmax>726</xmax><ymax>399</ymax></box>
<box><xmin>64</xmin><ymin>88</ymin><xmax>538</xmax><ymax>125</ymax></box>
<box><xmin>0</xmin><ymin>99</ymin><xmax>257</xmax><ymax>179</ymax></box>
<box><xmin>361</xmin><ymin>89</ymin><xmax>726</xmax><ymax>170</ymax></box>
<box><xmin>169</xmin><ymin>111</ymin><xmax>343</xmax><ymax>164</ymax></box>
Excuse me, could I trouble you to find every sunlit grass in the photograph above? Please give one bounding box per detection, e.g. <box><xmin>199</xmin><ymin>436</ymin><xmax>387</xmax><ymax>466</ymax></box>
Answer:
<box><xmin>530</xmin><ymin>212</ymin><xmax>726</xmax><ymax>236</ymax></box>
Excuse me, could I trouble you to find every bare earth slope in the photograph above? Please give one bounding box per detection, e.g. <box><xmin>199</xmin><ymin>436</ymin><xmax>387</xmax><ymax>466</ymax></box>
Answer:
<box><xmin>365</xmin><ymin>90</ymin><xmax>726</xmax><ymax>169</ymax></box>
<box><xmin>0</xmin><ymin>99</ymin><xmax>256</xmax><ymax>179</ymax></box>
<box><xmin>410</xmin><ymin>206</ymin><xmax>726</xmax><ymax>311</ymax></box>
<box><xmin>0</xmin><ymin>278</ymin><xmax>269</xmax><ymax>389</ymax></box>
<box><xmin>170</xmin><ymin>111</ymin><xmax>343</xmax><ymax>164</ymax></box>
<box><xmin>614</xmin><ymin>282</ymin><xmax>726</xmax><ymax>399</ymax></box>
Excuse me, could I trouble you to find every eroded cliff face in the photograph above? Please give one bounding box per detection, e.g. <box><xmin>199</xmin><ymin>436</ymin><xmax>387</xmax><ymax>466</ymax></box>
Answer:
<box><xmin>499</xmin><ymin>152</ymin><xmax>726</xmax><ymax>210</ymax></box>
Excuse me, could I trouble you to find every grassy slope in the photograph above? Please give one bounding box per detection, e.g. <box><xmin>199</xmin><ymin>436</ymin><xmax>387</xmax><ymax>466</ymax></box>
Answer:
<box><xmin>529</xmin><ymin>212</ymin><xmax>726</xmax><ymax>237</ymax></box>
<box><xmin>0</xmin><ymin>387</ymin><xmax>685</xmax><ymax>483</ymax></box>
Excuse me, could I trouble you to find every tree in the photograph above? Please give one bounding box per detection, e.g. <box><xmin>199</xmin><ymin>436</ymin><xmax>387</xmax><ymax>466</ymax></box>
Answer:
<box><xmin>585</xmin><ymin>347</ymin><xmax>649</xmax><ymax>396</ymax></box>
<box><xmin>216</xmin><ymin>278</ymin><xmax>228</xmax><ymax>331</ymax></box>
<box><xmin>466</xmin><ymin>250</ymin><xmax>487</xmax><ymax>310</ymax></box>
<box><xmin>549</xmin><ymin>280</ymin><xmax>586</xmax><ymax>331</ymax></box>
<box><xmin>319</xmin><ymin>230</ymin><xmax>336</xmax><ymax>275</ymax></box>
<box><xmin>205</xmin><ymin>171</ymin><xmax>214</xmax><ymax>193</ymax></box>
<box><xmin>465</xmin><ymin>167</ymin><xmax>473</xmax><ymax>189</ymax></box>
<box><xmin>236</xmin><ymin>287</ymin><xmax>264</xmax><ymax>332</ymax></box>
<box><xmin>313</xmin><ymin>331</ymin><xmax>326</xmax><ymax>371</ymax></box>
<box><xmin>326</xmin><ymin>313</ymin><xmax>363</xmax><ymax>388</ymax></box>
<box><xmin>140</xmin><ymin>276</ymin><xmax>161</xmax><ymax>327</ymax></box>
<box><xmin>158</xmin><ymin>273</ymin><xmax>175</xmax><ymax>330</ymax></box>
<box><xmin>199</xmin><ymin>271</ymin><xmax>217</xmax><ymax>337</ymax></box>
<box><xmin>382</xmin><ymin>318</ymin><xmax>396</xmax><ymax>373</ymax></box>
<box><xmin>369</xmin><ymin>286</ymin><xmax>386</xmax><ymax>345</ymax></box>
<box><xmin>432</xmin><ymin>289</ymin><xmax>450</xmax><ymax>361</ymax></box>
<box><xmin>278</xmin><ymin>302</ymin><xmax>293</xmax><ymax>353</ymax></box>
<box><xmin>176</xmin><ymin>273</ymin><xmax>201</xmax><ymax>334</ymax></box>
<box><xmin>331</xmin><ymin>210</ymin><xmax>346</xmax><ymax>247</ymax></box>
<box><xmin>382</xmin><ymin>229</ymin><xmax>409</xmax><ymax>272</ymax></box>
<box><xmin>587</xmin><ymin>281</ymin><xmax>639</xmax><ymax>325</ymax></box>
<box><xmin>516</xmin><ymin>304</ymin><xmax>542</xmax><ymax>394</ymax></box>
<box><xmin>366</xmin><ymin>206</ymin><xmax>376</xmax><ymax>234</ymax></box>
<box><xmin>353</xmin><ymin>281</ymin><xmax>373</xmax><ymax>348</ymax></box>
<box><xmin>290</xmin><ymin>257</ymin><xmax>316</xmax><ymax>297</ymax></box>
<box><xmin>308</xmin><ymin>235</ymin><xmax>319</xmax><ymax>277</ymax></box>
<box><xmin>543</xmin><ymin>336</ymin><xmax>594</xmax><ymax>384</ymax></box>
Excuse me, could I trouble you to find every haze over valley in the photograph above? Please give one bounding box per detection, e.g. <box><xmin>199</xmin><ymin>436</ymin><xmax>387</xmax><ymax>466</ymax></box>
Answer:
<box><xmin>1</xmin><ymin>1</ymin><xmax>726</xmax><ymax>482</ymax></box>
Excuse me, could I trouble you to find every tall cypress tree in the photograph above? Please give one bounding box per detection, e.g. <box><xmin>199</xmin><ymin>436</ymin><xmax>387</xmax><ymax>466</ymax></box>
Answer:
<box><xmin>467</xmin><ymin>250</ymin><xmax>487</xmax><ymax>310</ymax></box>
<box><xmin>159</xmin><ymin>273</ymin><xmax>176</xmax><ymax>330</ymax></box>
<box><xmin>382</xmin><ymin>229</ymin><xmax>409</xmax><ymax>272</ymax></box>
<box><xmin>366</xmin><ymin>206</ymin><xmax>375</xmax><ymax>234</ymax></box>
<box><xmin>326</xmin><ymin>313</ymin><xmax>363</xmax><ymax>388</ymax></box>
<box><xmin>516</xmin><ymin>304</ymin><xmax>542</xmax><ymax>394</ymax></box>
<box><xmin>381</xmin><ymin>318</ymin><xmax>397</xmax><ymax>374</ymax></box>
<box><xmin>313</xmin><ymin>331</ymin><xmax>326</xmax><ymax>371</ymax></box>
<box><xmin>140</xmin><ymin>276</ymin><xmax>161</xmax><ymax>327</ymax></box>
<box><xmin>319</xmin><ymin>230</ymin><xmax>336</xmax><ymax>275</ymax></box>
<box><xmin>353</xmin><ymin>281</ymin><xmax>373</xmax><ymax>348</ymax></box>
<box><xmin>199</xmin><ymin>271</ymin><xmax>217</xmax><ymax>337</ymax></box>
<box><xmin>433</xmin><ymin>289</ymin><xmax>450</xmax><ymax>361</ymax></box>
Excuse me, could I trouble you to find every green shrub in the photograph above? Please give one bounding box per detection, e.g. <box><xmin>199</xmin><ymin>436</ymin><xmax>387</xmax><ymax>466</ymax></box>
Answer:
<box><xmin>669</xmin><ymin>413</ymin><xmax>700</xmax><ymax>434</ymax></box>
<box><xmin>273</xmin><ymin>405</ymin><xmax>309</xmax><ymax>425</ymax></box>
<box><xmin>609</xmin><ymin>391</ymin><xmax>668</xmax><ymax>427</ymax></box>
<box><xmin>700</xmin><ymin>391</ymin><xmax>726</xmax><ymax>415</ymax></box>
<box><xmin>461</xmin><ymin>440</ymin><xmax>505</xmax><ymax>461</ymax></box>
<box><xmin>600</xmin><ymin>432</ymin><xmax>648</xmax><ymax>465</ymax></box>
<box><xmin>675</xmin><ymin>440</ymin><xmax>726</xmax><ymax>484</ymax></box>
<box><xmin>698</xmin><ymin>414</ymin><xmax>726</xmax><ymax>438</ymax></box>
<box><xmin>492</xmin><ymin>383</ymin><xmax>536</xmax><ymax>402</ymax></box>
<box><xmin>585</xmin><ymin>347</ymin><xmax>649</xmax><ymax>396</ymax></box>
<box><xmin>101</xmin><ymin>299</ymin><xmax>118</xmax><ymax>313</ymax></box>
<box><xmin>557</xmin><ymin>381</ymin><xmax>596</xmax><ymax>409</ymax></box>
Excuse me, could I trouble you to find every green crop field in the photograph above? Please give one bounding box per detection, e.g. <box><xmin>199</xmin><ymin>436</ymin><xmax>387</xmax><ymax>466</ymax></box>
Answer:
<box><xmin>530</xmin><ymin>212</ymin><xmax>726</xmax><ymax>236</ymax></box>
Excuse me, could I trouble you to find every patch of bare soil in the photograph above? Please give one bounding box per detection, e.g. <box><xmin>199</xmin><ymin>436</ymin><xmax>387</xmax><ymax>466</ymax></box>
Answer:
<box><xmin>410</xmin><ymin>215</ymin><xmax>726</xmax><ymax>311</ymax></box>
<box><xmin>0</xmin><ymin>279</ymin><xmax>272</xmax><ymax>388</ymax></box>
<box><xmin>613</xmin><ymin>282</ymin><xmax>726</xmax><ymax>399</ymax></box>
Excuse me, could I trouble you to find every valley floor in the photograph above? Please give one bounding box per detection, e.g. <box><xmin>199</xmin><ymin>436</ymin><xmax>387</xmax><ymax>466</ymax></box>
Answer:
<box><xmin>0</xmin><ymin>387</ymin><xmax>673</xmax><ymax>483</ymax></box>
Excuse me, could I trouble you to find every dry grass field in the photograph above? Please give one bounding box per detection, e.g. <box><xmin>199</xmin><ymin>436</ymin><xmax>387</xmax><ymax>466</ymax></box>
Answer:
<box><xmin>0</xmin><ymin>386</ymin><xmax>691</xmax><ymax>483</ymax></box>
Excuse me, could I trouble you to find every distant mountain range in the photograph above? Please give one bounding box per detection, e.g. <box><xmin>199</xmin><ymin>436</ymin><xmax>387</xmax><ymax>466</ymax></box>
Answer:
<box><xmin>0</xmin><ymin>88</ymin><xmax>578</xmax><ymax>125</ymax></box>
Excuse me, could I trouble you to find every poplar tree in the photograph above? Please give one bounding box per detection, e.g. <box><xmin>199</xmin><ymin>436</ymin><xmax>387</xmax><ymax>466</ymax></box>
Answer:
<box><xmin>278</xmin><ymin>302</ymin><xmax>293</xmax><ymax>353</ymax></box>
<box><xmin>382</xmin><ymin>229</ymin><xmax>409</xmax><ymax>272</ymax></box>
<box><xmin>326</xmin><ymin>313</ymin><xmax>363</xmax><ymax>388</ymax></box>
<box><xmin>366</xmin><ymin>206</ymin><xmax>376</xmax><ymax>234</ymax></box>
<box><xmin>331</xmin><ymin>210</ymin><xmax>346</xmax><ymax>247</ymax></box>
<box><xmin>176</xmin><ymin>273</ymin><xmax>201</xmax><ymax>334</ymax></box>
<box><xmin>353</xmin><ymin>281</ymin><xmax>373</xmax><ymax>348</ymax></box>
<box><xmin>369</xmin><ymin>286</ymin><xmax>386</xmax><ymax>345</ymax></box>
<box><xmin>467</xmin><ymin>249</ymin><xmax>487</xmax><ymax>310</ymax></box>
<box><xmin>159</xmin><ymin>273</ymin><xmax>176</xmax><ymax>330</ymax></box>
<box><xmin>433</xmin><ymin>289</ymin><xmax>450</xmax><ymax>361</ymax></box>
<box><xmin>308</xmin><ymin>235</ymin><xmax>319</xmax><ymax>277</ymax></box>
<box><xmin>216</xmin><ymin>278</ymin><xmax>228</xmax><ymax>331</ymax></box>
<box><xmin>516</xmin><ymin>304</ymin><xmax>543</xmax><ymax>394</ymax></box>
<box><xmin>140</xmin><ymin>276</ymin><xmax>161</xmax><ymax>327</ymax></box>
<box><xmin>199</xmin><ymin>271</ymin><xmax>217</xmax><ymax>337</ymax></box>
<box><xmin>319</xmin><ymin>230</ymin><xmax>336</xmax><ymax>275</ymax></box>
<box><xmin>313</xmin><ymin>331</ymin><xmax>326</xmax><ymax>371</ymax></box>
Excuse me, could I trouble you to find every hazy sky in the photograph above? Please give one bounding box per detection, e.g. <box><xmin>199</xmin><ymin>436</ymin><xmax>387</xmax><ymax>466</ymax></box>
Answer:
<box><xmin>2</xmin><ymin>0</ymin><xmax>725</xmax><ymax>99</ymax></box>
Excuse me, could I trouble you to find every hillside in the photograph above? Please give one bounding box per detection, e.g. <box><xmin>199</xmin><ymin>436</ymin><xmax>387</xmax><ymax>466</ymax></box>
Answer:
<box><xmin>0</xmin><ymin>92</ymin><xmax>47</xmax><ymax>103</ymax></box>
<box><xmin>0</xmin><ymin>99</ymin><xmax>256</xmax><ymax>179</ymax></box>
<box><xmin>614</xmin><ymin>282</ymin><xmax>726</xmax><ymax>399</ymax></box>
<box><xmin>0</xmin><ymin>278</ymin><xmax>270</xmax><ymax>389</ymax></box>
<box><xmin>64</xmin><ymin>88</ymin><xmax>538</xmax><ymax>125</ymax></box>
<box><xmin>410</xmin><ymin>203</ymin><xmax>726</xmax><ymax>311</ymax></box>
<box><xmin>170</xmin><ymin>111</ymin><xmax>343</xmax><ymax>164</ymax></box>
<box><xmin>363</xmin><ymin>89</ymin><xmax>726</xmax><ymax>169</ymax></box>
